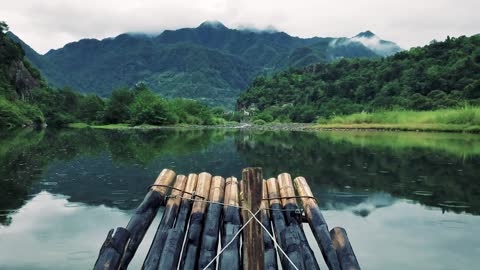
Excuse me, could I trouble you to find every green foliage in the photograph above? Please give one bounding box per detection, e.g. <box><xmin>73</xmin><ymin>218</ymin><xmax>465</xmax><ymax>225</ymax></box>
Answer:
<box><xmin>324</xmin><ymin>107</ymin><xmax>480</xmax><ymax>126</ymax></box>
<box><xmin>130</xmin><ymin>88</ymin><xmax>175</xmax><ymax>125</ymax></box>
<box><xmin>0</xmin><ymin>96</ymin><xmax>44</xmax><ymax>128</ymax></box>
<box><xmin>238</xmin><ymin>35</ymin><xmax>480</xmax><ymax>122</ymax></box>
<box><xmin>252</xmin><ymin>119</ymin><xmax>267</xmax><ymax>125</ymax></box>
<box><xmin>16</xmin><ymin>23</ymin><xmax>398</xmax><ymax>107</ymax></box>
<box><xmin>1</xmin><ymin>22</ymin><xmax>224</xmax><ymax>128</ymax></box>
<box><xmin>102</xmin><ymin>88</ymin><xmax>134</xmax><ymax>124</ymax></box>
<box><xmin>0</xmin><ymin>21</ymin><xmax>8</xmax><ymax>34</ymax></box>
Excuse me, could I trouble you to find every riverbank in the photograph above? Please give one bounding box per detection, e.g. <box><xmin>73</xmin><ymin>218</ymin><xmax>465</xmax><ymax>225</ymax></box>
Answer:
<box><xmin>67</xmin><ymin>121</ymin><xmax>480</xmax><ymax>133</ymax></box>
<box><xmin>68</xmin><ymin>106</ymin><xmax>480</xmax><ymax>134</ymax></box>
<box><xmin>67</xmin><ymin>122</ymin><xmax>251</xmax><ymax>130</ymax></box>
<box><xmin>312</xmin><ymin>107</ymin><xmax>480</xmax><ymax>133</ymax></box>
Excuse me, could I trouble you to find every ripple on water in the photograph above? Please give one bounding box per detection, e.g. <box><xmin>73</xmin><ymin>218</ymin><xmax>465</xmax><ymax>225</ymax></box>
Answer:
<box><xmin>438</xmin><ymin>201</ymin><xmax>470</xmax><ymax>209</ymax></box>
<box><xmin>412</xmin><ymin>190</ymin><xmax>433</xmax><ymax>196</ymax></box>
<box><xmin>67</xmin><ymin>251</ymin><xmax>96</xmax><ymax>261</ymax></box>
<box><xmin>42</xmin><ymin>181</ymin><xmax>58</xmax><ymax>186</ymax></box>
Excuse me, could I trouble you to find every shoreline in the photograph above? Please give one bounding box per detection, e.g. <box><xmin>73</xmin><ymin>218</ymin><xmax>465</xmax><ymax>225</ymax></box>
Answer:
<box><xmin>67</xmin><ymin>122</ymin><xmax>480</xmax><ymax>134</ymax></box>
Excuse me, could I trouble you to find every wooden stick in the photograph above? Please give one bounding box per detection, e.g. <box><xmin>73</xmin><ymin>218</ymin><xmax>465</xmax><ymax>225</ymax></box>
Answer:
<box><xmin>143</xmin><ymin>175</ymin><xmax>187</xmax><ymax>270</ymax></box>
<box><xmin>277</xmin><ymin>173</ymin><xmax>319</xmax><ymax>270</ymax></box>
<box><xmin>158</xmin><ymin>173</ymin><xmax>198</xmax><ymax>270</ymax></box>
<box><xmin>93</xmin><ymin>227</ymin><xmax>130</xmax><ymax>270</ymax></box>
<box><xmin>180</xmin><ymin>172</ymin><xmax>213</xmax><ymax>270</ymax></box>
<box><xmin>266</xmin><ymin>177</ymin><xmax>300</xmax><ymax>269</ymax></box>
<box><xmin>198</xmin><ymin>176</ymin><xmax>226</xmax><ymax>269</ymax></box>
<box><xmin>294</xmin><ymin>176</ymin><xmax>341</xmax><ymax>270</ymax></box>
<box><xmin>330</xmin><ymin>227</ymin><xmax>361</xmax><ymax>270</ymax></box>
<box><xmin>118</xmin><ymin>169</ymin><xmax>176</xmax><ymax>270</ymax></box>
<box><xmin>241</xmin><ymin>167</ymin><xmax>265</xmax><ymax>270</ymax></box>
<box><xmin>262</xmin><ymin>180</ymin><xmax>278</xmax><ymax>270</ymax></box>
<box><xmin>219</xmin><ymin>177</ymin><xmax>241</xmax><ymax>270</ymax></box>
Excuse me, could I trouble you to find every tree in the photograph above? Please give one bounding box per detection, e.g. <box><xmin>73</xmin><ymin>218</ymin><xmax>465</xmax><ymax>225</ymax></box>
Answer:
<box><xmin>0</xmin><ymin>21</ymin><xmax>8</xmax><ymax>34</ymax></box>
<box><xmin>78</xmin><ymin>95</ymin><xmax>105</xmax><ymax>123</ymax></box>
<box><xmin>103</xmin><ymin>88</ymin><xmax>134</xmax><ymax>124</ymax></box>
<box><xmin>130</xmin><ymin>89</ymin><xmax>175</xmax><ymax>125</ymax></box>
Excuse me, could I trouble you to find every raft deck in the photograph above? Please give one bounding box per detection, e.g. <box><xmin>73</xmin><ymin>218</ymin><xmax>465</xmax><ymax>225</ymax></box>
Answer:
<box><xmin>93</xmin><ymin>167</ymin><xmax>360</xmax><ymax>270</ymax></box>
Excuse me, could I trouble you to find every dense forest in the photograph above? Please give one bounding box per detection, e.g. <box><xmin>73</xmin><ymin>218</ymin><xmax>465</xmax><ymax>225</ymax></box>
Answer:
<box><xmin>0</xmin><ymin>22</ymin><xmax>227</xmax><ymax>128</ymax></box>
<box><xmin>237</xmin><ymin>35</ymin><xmax>480</xmax><ymax>123</ymax></box>
<box><xmin>11</xmin><ymin>21</ymin><xmax>400</xmax><ymax>107</ymax></box>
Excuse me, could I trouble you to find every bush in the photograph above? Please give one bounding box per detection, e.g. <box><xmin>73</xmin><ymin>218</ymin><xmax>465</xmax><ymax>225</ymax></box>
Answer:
<box><xmin>253</xmin><ymin>119</ymin><xmax>267</xmax><ymax>125</ymax></box>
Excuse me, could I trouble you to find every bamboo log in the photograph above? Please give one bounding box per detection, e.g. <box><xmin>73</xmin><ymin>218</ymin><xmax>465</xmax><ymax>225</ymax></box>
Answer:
<box><xmin>219</xmin><ymin>177</ymin><xmax>241</xmax><ymax>270</ymax></box>
<box><xmin>180</xmin><ymin>172</ymin><xmax>213</xmax><ymax>270</ymax></box>
<box><xmin>198</xmin><ymin>176</ymin><xmax>226</xmax><ymax>269</ymax></box>
<box><xmin>143</xmin><ymin>175</ymin><xmax>187</xmax><ymax>270</ymax></box>
<box><xmin>93</xmin><ymin>227</ymin><xmax>130</xmax><ymax>270</ymax></box>
<box><xmin>241</xmin><ymin>167</ymin><xmax>265</xmax><ymax>270</ymax></box>
<box><xmin>277</xmin><ymin>173</ymin><xmax>319</xmax><ymax>270</ymax></box>
<box><xmin>330</xmin><ymin>227</ymin><xmax>361</xmax><ymax>270</ymax></box>
<box><xmin>262</xmin><ymin>180</ymin><xmax>278</xmax><ymax>270</ymax></box>
<box><xmin>294</xmin><ymin>176</ymin><xmax>341</xmax><ymax>270</ymax></box>
<box><xmin>266</xmin><ymin>177</ymin><xmax>302</xmax><ymax>270</ymax></box>
<box><xmin>118</xmin><ymin>169</ymin><xmax>176</xmax><ymax>270</ymax></box>
<box><xmin>158</xmin><ymin>173</ymin><xmax>198</xmax><ymax>270</ymax></box>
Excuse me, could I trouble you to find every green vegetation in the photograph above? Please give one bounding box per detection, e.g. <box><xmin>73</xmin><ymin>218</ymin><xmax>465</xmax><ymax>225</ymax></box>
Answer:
<box><xmin>316</xmin><ymin>130</ymin><xmax>480</xmax><ymax>158</ymax></box>
<box><xmin>1</xmin><ymin>21</ymin><xmax>230</xmax><ymax>128</ymax></box>
<box><xmin>11</xmin><ymin>22</ymin><xmax>399</xmax><ymax>107</ymax></box>
<box><xmin>313</xmin><ymin>107</ymin><xmax>480</xmax><ymax>132</ymax></box>
<box><xmin>238</xmin><ymin>35</ymin><xmax>480</xmax><ymax>122</ymax></box>
<box><xmin>0</xmin><ymin>21</ymin><xmax>44</xmax><ymax>128</ymax></box>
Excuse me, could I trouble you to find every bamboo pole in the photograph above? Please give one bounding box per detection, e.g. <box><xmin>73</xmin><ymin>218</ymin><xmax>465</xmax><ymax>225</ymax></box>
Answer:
<box><xmin>118</xmin><ymin>169</ymin><xmax>176</xmax><ymax>270</ymax></box>
<box><xmin>198</xmin><ymin>176</ymin><xmax>226</xmax><ymax>269</ymax></box>
<box><xmin>294</xmin><ymin>176</ymin><xmax>341</xmax><ymax>270</ymax></box>
<box><xmin>157</xmin><ymin>173</ymin><xmax>198</xmax><ymax>270</ymax></box>
<box><xmin>143</xmin><ymin>175</ymin><xmax>187</xmax><ymax>270</ymax></box>
<box><xmin>93</xmin><ymin>227</ymin><xmax>130</xmax><ymax>270</ymax></box>
<box><xmin>266</xmin><ymin>177</ymin><xmax>298</xmax><ymax>270</ymax></box>
<box><xmin>241</xmin><ymin>167</ymin><xmax>265</xmax><ymax>270</ymax></box>
<box><xmin>330</xmin><ymin>227</ymin><xmax>361</xmax><ymax>270</ymax></box>
<box><xmin>262</xmin><ymin>180</ymin><xmax>278</xmax><ymax>270</ymax></box>
<box><xmin>277</xmin><ymin>173</ymin><xmax>320</xmax><ymax>270</ymax></box>
<box><xmin>180</xmin><ymin>172</ymin><xmax>213</xmax><ymax>270</ymax></box>
<box><xmin>219</xmin><ymin>177</ymin><xmax>241</xmax><ymax>270</ymax></box>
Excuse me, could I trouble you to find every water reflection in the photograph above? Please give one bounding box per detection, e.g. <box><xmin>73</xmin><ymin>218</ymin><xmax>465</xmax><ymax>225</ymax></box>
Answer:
<box><xmin>0</xmin><ymin>192</ymin><xmax>159</xmax><ymax>269</ymax></box>
<box><xmin>1</xmin><ymin>128</ymin><xmax>480</xmax><ymax>269</ymax></box>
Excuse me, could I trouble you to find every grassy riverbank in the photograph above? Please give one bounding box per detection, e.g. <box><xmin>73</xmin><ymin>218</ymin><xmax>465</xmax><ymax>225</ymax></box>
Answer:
<box><xmin>314</xmin><ymin>107</ymin><xmax>480</xmax><ymax>133</ymax></box>
<box><xmin>67</xmin><ymin>122</ymin><xmax>243</xmax><ymax>130</ymax></box>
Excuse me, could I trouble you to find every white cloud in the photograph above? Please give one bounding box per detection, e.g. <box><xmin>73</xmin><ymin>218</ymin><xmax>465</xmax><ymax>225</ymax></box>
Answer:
<box><xmin>1</xmin><ymin>0</ymin><xmax>479</xmax><ymax>54</ymax></box>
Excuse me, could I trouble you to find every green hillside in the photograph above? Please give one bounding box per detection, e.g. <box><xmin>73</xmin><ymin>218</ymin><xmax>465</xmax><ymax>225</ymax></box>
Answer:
<box><xmin>237</xmin><ymin>35</ymin><xmax>480</xmax><ymax>122</ymax></box>
<box><xmin>1</xmin><ymin>21</ymin><xmax>227</xmax><ymax>128</ymax></box>
<box><xmin>11</xmin><ymin>21</ymin><xmax>401</xmax><ymax>107</ymax></box>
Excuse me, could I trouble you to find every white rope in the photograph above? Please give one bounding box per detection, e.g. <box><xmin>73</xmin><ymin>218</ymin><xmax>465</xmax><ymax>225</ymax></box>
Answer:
<box><xmin>201</xmin><ymin>208</ymin><xmax>261</xmax><ymax>270</ymax></box>
<box><xmin>246</xmin><ymin>207</ymin><xmax>300</xmax><ymax>270</ymax></box>
<box><xmin>176</xmin><ymin>210</ymin><xmax>192</xmax><ymax>270</ymax></box>
<box><xmin>173</xmin><ymin>195</ymin><xmax>300</xmax><ymax>270</ymax></box>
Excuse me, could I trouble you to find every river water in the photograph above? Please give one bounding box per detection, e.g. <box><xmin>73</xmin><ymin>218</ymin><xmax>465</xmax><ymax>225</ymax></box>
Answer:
<box><xmin>1</xmin><ymin>128</ymin><xmax>479</xmax><ymax>269</ymax></box>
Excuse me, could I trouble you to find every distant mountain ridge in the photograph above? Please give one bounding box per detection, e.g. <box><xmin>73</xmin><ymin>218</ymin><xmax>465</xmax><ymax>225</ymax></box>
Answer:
<box><xmin>10</xmin><ymin>21</ymin><xmax>403</xmax><ymax>106</ymax></box>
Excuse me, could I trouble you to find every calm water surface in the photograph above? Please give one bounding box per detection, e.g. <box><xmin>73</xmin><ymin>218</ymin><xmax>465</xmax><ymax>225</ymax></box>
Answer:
<box><xmin>1</xmin><ymin>128</ymin><xmax>480</xmax><ymax>269</ymax></box>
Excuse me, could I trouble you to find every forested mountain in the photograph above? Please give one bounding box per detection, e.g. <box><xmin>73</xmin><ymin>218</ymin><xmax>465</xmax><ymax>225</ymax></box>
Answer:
<box><xmin>0</xmin><ymin>21</ymin><xmax>44</xmax><ymax>127</ymax></box>
<box><xmin>1</xmin><ymin>21</ymin><xmax>227</xmax><ymax>128</ymax></box>
<box><xmin>237</xmin><ymin>35</ymin><xmax>480</xmax><ymax>122</ymax></box>
<box><xmin>10</xmin><ymin>21</ymin><xmax>402</xmax><ymax>106</ymax></box>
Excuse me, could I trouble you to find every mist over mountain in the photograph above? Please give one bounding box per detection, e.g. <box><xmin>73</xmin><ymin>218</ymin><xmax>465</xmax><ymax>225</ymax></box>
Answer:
<box><xmin>11</xmin><ymin>21</ymin><xmax>402</xmax><ymax>106</ymax></box>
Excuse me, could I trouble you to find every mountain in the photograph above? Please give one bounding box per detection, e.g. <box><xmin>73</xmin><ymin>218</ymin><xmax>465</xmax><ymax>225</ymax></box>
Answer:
<box><xmin>237</xmin><ymin>35</ymin><xmax>480</xmax><ymax>122</ymax></box>
<box><xmin>13</xmin><ymin>22</ymin><xmax>403</xmax><ymax>107</ymax></box>
<box><xmin>0</xmin><ymin>29</ymin><xmax>44</xmax><ymax>127</ymax></box>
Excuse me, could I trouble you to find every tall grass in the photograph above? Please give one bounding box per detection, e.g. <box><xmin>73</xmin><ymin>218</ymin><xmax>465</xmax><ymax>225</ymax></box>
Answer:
<box><xmin>315</xmin><ymin>106</ymin><xmax>480</xmax><ymax>133</ymax></box>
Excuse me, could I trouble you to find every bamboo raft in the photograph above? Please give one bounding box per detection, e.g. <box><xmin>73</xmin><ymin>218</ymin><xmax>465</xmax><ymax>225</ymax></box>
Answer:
<box><xmin>93</xmin><ymin>168</ymin><xmax>360</xmax><ymax>270</ymax></box>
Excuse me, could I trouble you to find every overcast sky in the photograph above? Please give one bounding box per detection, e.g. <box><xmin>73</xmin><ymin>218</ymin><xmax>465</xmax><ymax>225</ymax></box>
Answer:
<box><xmin>1</xmin><ymin>0</ymin><xmax>479</xmax><ymax>54</ymax></box>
